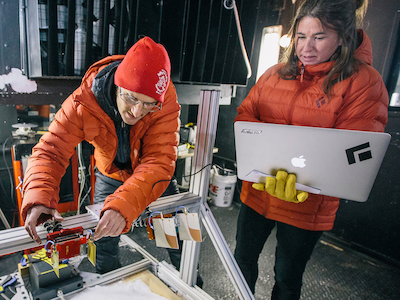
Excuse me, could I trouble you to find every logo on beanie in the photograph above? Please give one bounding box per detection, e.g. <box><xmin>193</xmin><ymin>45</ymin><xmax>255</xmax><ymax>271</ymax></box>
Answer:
<box><xmin>155</xmin><ymin>69</ymin><xmax>168</xmax><ymax>95</ymax></box>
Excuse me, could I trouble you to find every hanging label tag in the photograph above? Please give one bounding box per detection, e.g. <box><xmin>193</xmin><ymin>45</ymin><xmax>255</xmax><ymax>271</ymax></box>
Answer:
<box><xmin>153</xmin><ymin>218</ymin><xmax>179</xmax><ymax>249</ymax></box>
<box><xmin>146</xmin><ymin>218</ymin><xmax>155</xmax><ymax>240</ymax></box>
<box><xmin>87</xmin><ymin>239</ymin><xmax>96</xmax><ymax>267</ymax></box>
<box><xmin>177</xmin><ymin>213</ymin><xmax>202</xmax><ymax>242</ymax></box>
<box><xmin>51</xmin><ymin>249</ymin><xmax>60</xmax><ymax>278</ymax></box>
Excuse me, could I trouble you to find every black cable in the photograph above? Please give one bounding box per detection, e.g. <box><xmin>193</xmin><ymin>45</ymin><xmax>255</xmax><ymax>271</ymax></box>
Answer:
<box><xmin>2</xmin><ymin>136</ymin><xmax>15</xmax><ymax>205</ymax></box>
<box><xmin>0</xmin><ymin>175</ymin><xmax>11</xmax><ymax>202</ymax></box>
<box><xmin>152</xmin><ymin>163</ymin><xmax>217</xmax><ymax>189</ymax></box>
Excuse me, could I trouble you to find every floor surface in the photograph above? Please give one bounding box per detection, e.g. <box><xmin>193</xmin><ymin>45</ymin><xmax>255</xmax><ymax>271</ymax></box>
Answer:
<box><xmin>127</xmin><ymin>202</ymin><xmax>400</xmax><ymax>300</ymax></box>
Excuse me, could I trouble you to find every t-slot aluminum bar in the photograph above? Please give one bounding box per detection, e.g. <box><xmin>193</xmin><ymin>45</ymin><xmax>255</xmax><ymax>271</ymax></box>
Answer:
<box><xmin>77</xmin><ymin>257</ymin><xmax>154</xmax><ymax>290</ymax></box>
<box><xmin>147</xmin><ymin>192</ymin><xmax>202</xmax><ymax>215</ymax></box>
<box><xmin>180</xmin><ymin>90</ymin><xmax>220</xmax><ymax>287</ymax></box>
<box><xmin>200</xmin><ymin>202</ymin><xmax>255</xmax><ymax>300</ymax></box>
<box><xmin>158</xmin><ymin>261</ymin><xmax>215</xmax><ymax>300</ymax></box>
<box><xmin>189</xmin><ymin>90</ymin><xmax>220</xmax><ymax>197</ymax></box>
<box><xmin>179</xmin><ymin>88</ymin><xmax>254</xmax><ymax>299</ymax></box>
<box><xmin>85</xmin><ymin>193</ymin><xmax>202</xmax><ymax>221</ymax></box>
<box><xmin>0</xmin><ymin>213</ymin><xmax>98</xmax><ymax>256</ymax></box>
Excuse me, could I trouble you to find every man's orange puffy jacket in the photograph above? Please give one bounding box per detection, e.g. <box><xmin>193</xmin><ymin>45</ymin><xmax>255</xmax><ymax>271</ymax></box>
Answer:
<box><xmin>235</xmin><ymin>30</ymin><xmax>389</xmax><ymax>231</ymax></box>
<box><xmin>21</xmin><ymin>55</ymin><xmax>181</xmax><ymax>233</ymax></box>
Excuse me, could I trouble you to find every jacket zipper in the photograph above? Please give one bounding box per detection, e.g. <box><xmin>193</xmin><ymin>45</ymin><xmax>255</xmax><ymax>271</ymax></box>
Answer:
<box><xmin>116</xmin><ymin>121</ymin><xmax>125</xmax><ymax>166</ymax></box>
<box><xmin>287</xmin><ymin>63</ymin><xmax>309</xmax><ymax>124</ymax></box>
<box><xmin>118</xmin><ymin>121</ymin><xmax>127</xmax><ymax>181</ymax></box>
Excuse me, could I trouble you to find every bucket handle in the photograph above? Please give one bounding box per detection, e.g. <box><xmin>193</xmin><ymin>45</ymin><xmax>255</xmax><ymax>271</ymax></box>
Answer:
<box><xmin>212</xmin><ymin>165</ymin><xmax>218</xmax><ymax>175</ymax></box>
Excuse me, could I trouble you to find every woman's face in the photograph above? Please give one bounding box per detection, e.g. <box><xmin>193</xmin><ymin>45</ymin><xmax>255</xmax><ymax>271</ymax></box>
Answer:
<box><xmin>295</xmin><ymin>16</ymin><xmax>342</xmax><ymax>65</ymax></box>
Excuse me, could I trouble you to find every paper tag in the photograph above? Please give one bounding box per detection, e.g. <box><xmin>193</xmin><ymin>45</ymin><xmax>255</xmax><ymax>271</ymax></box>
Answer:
<box><xmin>153</xmin><ymin>218</ymin><xmax>179</xmax><ymax>249</ymax></box>
<box><xmin>87</xmin><ymin>239</ymin><xmax>96</xmax><ymax>267</ymax></box>
<box><xmin>51</xmin><ymin>250</ymin><xmax>60</xmax><ymax>278</ymax></box>
<box><xmin>177</xmin><ymin>213</ymin><xmax>202</xmax><ymax>242</ymax></box>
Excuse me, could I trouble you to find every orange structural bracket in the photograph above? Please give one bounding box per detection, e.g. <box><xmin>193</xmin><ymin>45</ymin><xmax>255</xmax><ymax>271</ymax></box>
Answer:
<box><xmin>11</xmin><ymin>146</ymin><xmax>24</xmax><ymax>227</ymax></box>
<box><xmin>12</xmin><ymin>146</ymin><xmax>82</xmax><ymax>225</ymax></box>
<box><xmin>57</xmin><ymin>149</ymin><xmax>79</xmax><ymax>213</ymax></box>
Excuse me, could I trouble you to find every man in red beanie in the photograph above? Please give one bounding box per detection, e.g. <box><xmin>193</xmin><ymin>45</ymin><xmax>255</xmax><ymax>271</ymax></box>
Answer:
<box><xmin>21</xmin><ymin>37</ymin><xmax>181</xmax><ymax>273</ymax></box>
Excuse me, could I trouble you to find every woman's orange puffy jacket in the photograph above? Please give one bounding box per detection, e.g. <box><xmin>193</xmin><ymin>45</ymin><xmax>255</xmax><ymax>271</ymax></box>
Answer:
<box><xmin>235</xmin><ymin>30</ymin><xmax>389</xmax><ymax>231</ymax></box>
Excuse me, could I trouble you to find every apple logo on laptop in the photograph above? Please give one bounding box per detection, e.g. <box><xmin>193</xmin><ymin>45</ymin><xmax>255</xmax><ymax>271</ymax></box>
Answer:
<box><xmin>291</xmin><ymin>155</ymin><xmax>306</xmax><ymax>168</ymax></box>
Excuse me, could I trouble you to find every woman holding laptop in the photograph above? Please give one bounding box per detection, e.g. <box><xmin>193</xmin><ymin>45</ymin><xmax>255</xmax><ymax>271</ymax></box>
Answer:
<box><xmin>234</xmin><ymin>0</ymin><xmax>388</xmax><ymax>299</ymax></box>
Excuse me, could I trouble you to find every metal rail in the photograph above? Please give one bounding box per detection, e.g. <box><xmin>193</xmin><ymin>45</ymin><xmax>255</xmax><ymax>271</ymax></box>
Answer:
<box><xmin>0</xmin><ymin>213</ymin><xmax>98</xmax><ymax>256</ymax></box>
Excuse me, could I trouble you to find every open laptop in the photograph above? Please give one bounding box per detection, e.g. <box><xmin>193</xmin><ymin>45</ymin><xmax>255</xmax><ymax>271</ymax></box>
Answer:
<box><xmin>234</xmin><ymin>121</ymin><xmax>391</xmax><ymax>202</ymax></box>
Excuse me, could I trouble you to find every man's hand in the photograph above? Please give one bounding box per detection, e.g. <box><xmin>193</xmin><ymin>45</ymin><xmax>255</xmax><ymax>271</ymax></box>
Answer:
<box><xmin>94</xmin><ymin>209</ymin><xmax>126</xmax><ymax>241</ymax></box>
<box><xmin>252</xmin><ymin>170</ymin><xmax>308</xmax><ymax>203</ymax></box>
<box><xmin>25</xmin><ymin>205</ymin><xmax>64</xmax><ymax>244</ymax></box>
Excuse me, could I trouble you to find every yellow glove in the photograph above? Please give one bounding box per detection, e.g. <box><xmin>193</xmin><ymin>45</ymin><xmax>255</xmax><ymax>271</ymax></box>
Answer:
<box><xmin>252</xmin><ymin>170</ymin><xmax>308</xmax><ymax>203</ymax></box>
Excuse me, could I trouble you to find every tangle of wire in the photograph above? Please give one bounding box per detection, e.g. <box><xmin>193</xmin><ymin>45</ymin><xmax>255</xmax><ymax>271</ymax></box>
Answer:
<box><xmin>77</xmin><ymin>142</ymin><xmax>90</xmax><ymax>215</ymax></box>
<box><xmin>2</xmin><ymin>136</ymin><xmax>15</xmax><ymax>205</ymax></box>
<box><xmin>1</xmin><ymin>135</ymin><xmax>17</xmax><ymax>228</ymax></box>
<box><xmin>151</xmin><ymin>163</ymin><xmax>228</xmax><ymax>190</ymax></box>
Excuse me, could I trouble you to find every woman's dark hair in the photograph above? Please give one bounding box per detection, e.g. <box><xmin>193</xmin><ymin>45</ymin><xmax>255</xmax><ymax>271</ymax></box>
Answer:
<box><xmin>278</xmin><ymin>0</ymin><xmax>368</xmax><ymax>97</ymax></box>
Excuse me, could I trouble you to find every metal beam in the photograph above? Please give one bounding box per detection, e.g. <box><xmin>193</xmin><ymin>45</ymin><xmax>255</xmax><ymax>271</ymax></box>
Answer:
<box><xmin>179</xmin><ymin>90</ymin><xmax>220</xmax><ymax>287</ymax></box>
<box><xmin>0</xmin><ymin>81</ymin><xmax>234</xmax><ymax>106</ymax></box>
<box><xmin>0</xmin><ymin>213</ymin><xmax>98</xmax><ymax>256</ymax></box>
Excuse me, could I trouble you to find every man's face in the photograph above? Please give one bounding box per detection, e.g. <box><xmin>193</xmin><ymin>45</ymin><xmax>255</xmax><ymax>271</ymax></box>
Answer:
<box><xmin>116</xmin><ymin>87</ymin><xmax>158</xmax><ymax>125</ymax></box>
<box><xmin>295</xmin><ymin>16</ymin><xmax>342</xmax><ymax>65</ymax></box>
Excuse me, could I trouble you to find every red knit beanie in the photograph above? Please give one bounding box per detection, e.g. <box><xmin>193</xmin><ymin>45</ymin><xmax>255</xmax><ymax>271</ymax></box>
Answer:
<box><xmin>114</xmin><ymin>37</ymin><xmax>171</xmax><ymax>103</ymax></box>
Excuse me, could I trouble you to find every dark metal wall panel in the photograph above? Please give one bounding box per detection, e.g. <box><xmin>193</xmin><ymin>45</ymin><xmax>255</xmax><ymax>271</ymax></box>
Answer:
<box><xmin>65</xmin><ymin>0</ymin><xmax>76</xmax><ymax>76</ymax></box>
<box><xmin>160</xmin><ymin>0</ymin><xmax>187</xmax><ymax>82</ymax></box>
<box><xmin>47</xmin><ymin>0</ymin><xmax>59</xmax><ymax>75</ymax></box>
<box><xmin>175</xmin><ymin>0</ymin><xmax>257</xmax><ymax>85</ymax></box>
<box><xmin>186</xmin><ymin>0</ymin><xmax>214</xmax><ymax>83</ymax></box>
<box><xmin>84</xmin><ymin>0</ymin><xmax>95</xmax><ymax>69</ymax></box>
<box><xmin>135</xmin><ymin>1</ymin><xmax>162</xmax><ymax>42</ymax></box>
<box><xmin>19</xmin><ymin>0</ymin><xmax>259</xmax><ymax>85</ymax></box>
<box><xmin>0</xmin><ymin>0</ymin><xmax>21</xmax><ymax>73</ymax></box>
<box><xmin>179</xmin><ymin>0</ymin><xmax>203</xmax><ymax>82</ymax></box>
<box><xmin>363</xmin><ymin>0</ymin><xmax>400</xmax><ymax>86</ymax></box>
<box><xmin>100</xmin><ymin>0</ymin><xmax>110</xmax><ymax>56</ymax></box>
<box><xmin>201</xmin><ymin>2</ymin><xmax>224</xmax><ymax>83</ymax></box>
<box><xmin>381</xmin><ymin>10</ymin><xmax>400</xmax><ymax>97</ymax></box>
<box><xmin>327</xmin><ymin>2</ymin><xmax>400</xmax><ymax>264</ymax></box>
<box><xmin>331</xmin><ymin>111</ymin><xmax>400</xmax><ymax>264</ymax></box>
<box><xmin>0</xmin><ymin>0</ymin><xmax>20</xmax><ymax>145</ymax></box>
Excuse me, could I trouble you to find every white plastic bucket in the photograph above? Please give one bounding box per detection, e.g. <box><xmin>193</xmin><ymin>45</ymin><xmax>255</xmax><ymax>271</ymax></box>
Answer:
<box><xmin>209</xmin><ymin>166</ymin><xmax>237</xmax><ymax>207</ymax></box>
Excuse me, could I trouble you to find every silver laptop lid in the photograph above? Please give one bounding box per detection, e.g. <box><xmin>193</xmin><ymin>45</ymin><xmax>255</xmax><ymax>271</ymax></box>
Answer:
<box><xmin>234</xmin><ymin>121</ymin><xmax>391</xmax><ymax>202</ymax></box>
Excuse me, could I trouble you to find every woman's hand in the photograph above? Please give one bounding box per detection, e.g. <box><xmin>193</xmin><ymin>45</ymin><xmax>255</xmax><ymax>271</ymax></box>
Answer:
<box><xmin>252</xmin><ymin>170</ymin><xmax>309</xmax><ymax>203</ymax></box>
